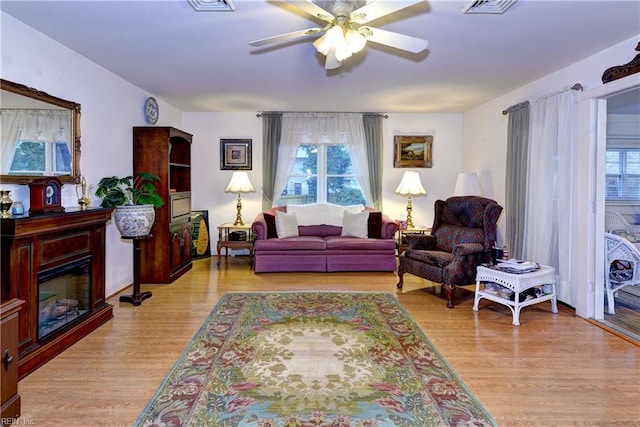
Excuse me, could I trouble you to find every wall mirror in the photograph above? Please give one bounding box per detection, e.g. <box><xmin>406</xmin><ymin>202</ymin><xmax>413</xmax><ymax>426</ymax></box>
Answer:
<box><xmin>0</xmin><ymin>78</ymin><xmax>81</xmax><ymax>184</ymax></box>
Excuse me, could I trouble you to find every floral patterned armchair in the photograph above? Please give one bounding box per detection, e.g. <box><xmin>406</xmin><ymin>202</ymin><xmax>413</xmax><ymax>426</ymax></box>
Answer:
<box><xmin>397</xmin><ymin>196</ymin><xmax>503</xmax><ymax>308</ymax></box>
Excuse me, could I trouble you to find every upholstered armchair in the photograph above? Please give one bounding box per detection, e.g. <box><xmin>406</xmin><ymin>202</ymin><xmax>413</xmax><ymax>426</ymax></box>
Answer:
<box><xmin>397</xmin><ymin>196</ymin><xmax>503</xmax><ymax>308</ymax></box>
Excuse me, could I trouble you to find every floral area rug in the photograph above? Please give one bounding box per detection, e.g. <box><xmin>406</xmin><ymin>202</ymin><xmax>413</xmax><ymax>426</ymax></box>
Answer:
<box><xmin>136</xmin><ymin>292</ymin><xmax>495</xmax><ymax>426</ymax></box>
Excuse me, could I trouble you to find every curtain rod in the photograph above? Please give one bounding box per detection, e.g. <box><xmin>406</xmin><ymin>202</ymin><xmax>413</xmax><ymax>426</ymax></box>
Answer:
<box><xmin>256</xmin><ymin>112</ymin><xmax>389</xmax><ymax>118</ymax></box>
<box><xmin>501</xmin><ymin>83</ymin><xmax>583</xmax><ymax>115</ymax></box>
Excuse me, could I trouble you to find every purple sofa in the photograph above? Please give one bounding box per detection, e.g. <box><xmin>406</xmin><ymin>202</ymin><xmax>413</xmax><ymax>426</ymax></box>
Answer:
<box><xmin>252</xmin><ymin>206</ymin><xmax>398</xmax><ymax>273</ymax></box>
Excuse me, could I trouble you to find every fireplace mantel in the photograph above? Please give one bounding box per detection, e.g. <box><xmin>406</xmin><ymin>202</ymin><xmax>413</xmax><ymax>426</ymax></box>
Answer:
<box><xmin>1</xmin><ymin>207</ymin><xmax>114</xmax><ymax>378</ymax></box>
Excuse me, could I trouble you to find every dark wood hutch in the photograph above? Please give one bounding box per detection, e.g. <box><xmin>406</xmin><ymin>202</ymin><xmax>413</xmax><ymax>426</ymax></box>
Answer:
<box><xmin>133</xmin><ymin>127</ymin><xmax>192</xmax><ymax>283</ymax></box>
<box><xmin>0</xmin><ymin>207</ymin><xmax>114</xmax><ymax>379</ymax></box>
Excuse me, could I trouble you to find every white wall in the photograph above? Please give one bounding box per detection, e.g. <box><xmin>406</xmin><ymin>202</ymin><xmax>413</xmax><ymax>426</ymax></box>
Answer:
<box><xmin>463</xmin><ymin>34</ymin><xmax>640</xmax><ymax>317</ymax></box>
<box><xmin>184</xmin><ymin>112</ymin><xmax>464</xmax><ymax>233</ymax></box>
<box><xmin>381</xmin><ymin>114</ymin><xmax>464</xmax><ymax>227</ymax></box>
<box><xmin>1</xmin><ymin>12</ymin><xmax>184</xmax><ymax>297</ymax></box>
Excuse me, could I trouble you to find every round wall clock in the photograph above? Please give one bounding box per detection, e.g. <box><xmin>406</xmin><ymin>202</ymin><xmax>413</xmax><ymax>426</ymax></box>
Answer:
<box><xmin>29</xmin><ymin>177</ymin><xmax>65</xmax><ymax>214</ymax></box>
<box><xmin>144</xmin><ymin>97</ymin><xmax>159</xmax><ymax>124</ymax></box>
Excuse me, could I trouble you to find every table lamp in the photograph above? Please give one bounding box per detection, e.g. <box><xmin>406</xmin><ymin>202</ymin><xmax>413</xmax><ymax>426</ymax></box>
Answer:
<box><xmin>453</xmin><ymin>172</ymin><xmax>483</xmax><ymax>196</ymax></box>
<box><xmin>225</xmin><ymin>171</ymin><xmax>255</xmax><ymax>225</ymax></box>
<box><xmin>395</xmin><ymin>171</ymin><xmax>426</xmax><ymax>228</ymax></box>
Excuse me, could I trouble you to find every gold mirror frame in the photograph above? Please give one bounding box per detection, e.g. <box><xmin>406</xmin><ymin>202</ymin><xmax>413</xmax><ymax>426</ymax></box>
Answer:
<box><xmin>1</xmin><ymin>78</ymin><xmax>81</xmax><ymax>184</ymax></box>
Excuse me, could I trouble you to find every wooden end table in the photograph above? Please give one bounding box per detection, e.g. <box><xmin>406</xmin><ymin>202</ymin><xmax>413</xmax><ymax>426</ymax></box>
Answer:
<box><xmin>217</xmin><ymin>223</ymin><xmax>254</xmax><ymax>268</ymax></box>
<box><xmin>473</xmin><ymin>264</ymin><xmax>558</xmax><ymax>325</ymax></box>
<box><xmin>396</xmin><ymin>225</ymin><xmax>431</xmax><ymax>254</ymax></box>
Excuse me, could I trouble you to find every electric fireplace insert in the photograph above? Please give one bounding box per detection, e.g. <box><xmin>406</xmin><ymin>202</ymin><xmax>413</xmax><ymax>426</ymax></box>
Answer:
<box><xmin>37</xmin><ymin>257</ymin><xmax>91</xmax><ymax>340</ymax></box>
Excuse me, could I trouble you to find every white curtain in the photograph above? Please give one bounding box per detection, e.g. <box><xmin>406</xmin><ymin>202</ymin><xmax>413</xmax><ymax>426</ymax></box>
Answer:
<box><xmin>273</xmin><ymin>112</ymin><xmax>372</xmax><ymax>206</ymax></box>
<box><xmin>523</xmin><ymin>89</ymin><xmax>576</xmax><ymax>304</ymax></box>
<box><xmin>342</xmin><ymin>116</ymin><xmax>373</xmax><ymax>206</ymax></box>
<box><xmin>0</xmin><ymin>109</ymin><xmax>72</xmax><ymax>172</ymax></box>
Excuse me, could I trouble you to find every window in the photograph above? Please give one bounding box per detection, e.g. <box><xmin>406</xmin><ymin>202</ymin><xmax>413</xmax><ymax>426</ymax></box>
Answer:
<box><xmin>2</xmin><ymin>109</ymin><xmax>73</xmax><ymax>177</ymax></box>
<box><xmin>606</xmin><ymin>147</ymin><xmax>640</xmax><ymax>200</ymax></box>
<box><xmin>277</xmin><ymin>144</ymin><xmax>366</xmax><ymax>206</ymax></box>
<box><xmin>9</xmin><ymin>139</ymin><xmax>72</xmax><ymax>176</ymax></box>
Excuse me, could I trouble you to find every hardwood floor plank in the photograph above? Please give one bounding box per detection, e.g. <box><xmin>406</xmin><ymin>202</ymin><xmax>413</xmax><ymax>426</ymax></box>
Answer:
<box><xmin>15</xmin><ymin>257</ymin><xmax>640</xmax><ymax>426</ymax></box>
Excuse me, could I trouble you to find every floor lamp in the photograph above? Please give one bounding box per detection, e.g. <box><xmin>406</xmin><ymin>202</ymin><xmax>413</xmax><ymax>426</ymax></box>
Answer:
<box><xmin>453</xmin><ymin>172</ymin><xmax>483</xmax><ymax>196</ymax></box>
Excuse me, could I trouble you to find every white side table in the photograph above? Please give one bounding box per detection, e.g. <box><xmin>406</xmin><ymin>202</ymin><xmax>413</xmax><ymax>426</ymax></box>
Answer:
<box><xmin>473</xmin><ymin>265</ymin><xmax>558</xmax><ymax>326</ymax></box>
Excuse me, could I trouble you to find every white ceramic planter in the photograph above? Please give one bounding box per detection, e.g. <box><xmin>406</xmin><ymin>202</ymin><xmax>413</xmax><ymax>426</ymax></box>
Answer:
<box><xmin>113</xmin><ymin>204</ymin><xmax>156</xmax><ymax>237</ymax></box>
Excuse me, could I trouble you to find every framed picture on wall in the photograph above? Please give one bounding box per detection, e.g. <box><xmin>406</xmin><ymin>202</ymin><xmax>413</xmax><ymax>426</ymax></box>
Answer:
<box><xmin>393</xmin><ymin>135</ymin><xmax>433</xmax><ymax>168</ymax></box>
<box><xmin>220</xmin><ymin>139</ymin><xmax>252</xmax><ymax>170</ymax></box>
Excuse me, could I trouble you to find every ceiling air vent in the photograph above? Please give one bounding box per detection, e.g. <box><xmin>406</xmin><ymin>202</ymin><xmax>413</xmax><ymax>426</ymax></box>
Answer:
<box><xmin>188</xmin><ymin>0</ymin><xmax>236</xmax><ymax>12</ymax></box>
<box><xmin>462</xmin><ymin>0</ymin><xmax>517</xmax><ymax>14</ymax></box>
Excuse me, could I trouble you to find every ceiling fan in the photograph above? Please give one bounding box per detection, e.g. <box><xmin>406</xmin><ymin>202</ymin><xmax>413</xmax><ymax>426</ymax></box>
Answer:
<box><xmin>249</xmin><ymin>0</ymin><xmax>429</xmax><ymax>70</ymax></box>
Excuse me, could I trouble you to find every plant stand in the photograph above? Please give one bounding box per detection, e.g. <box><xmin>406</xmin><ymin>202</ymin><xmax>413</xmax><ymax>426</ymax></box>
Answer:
<box><xmin>119</xmin><ymin>235</ymin><xmax>153</xmax><ymax>306</ymax></box>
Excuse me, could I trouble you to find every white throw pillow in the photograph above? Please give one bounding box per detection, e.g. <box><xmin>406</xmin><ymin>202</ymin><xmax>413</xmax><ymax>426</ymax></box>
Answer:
<box><xmin>343</xmin><ymin>204</ymin><xmax>365</xmax><ymax>214</ymax></box>
<box><xmin>341</xmin><ymin>210</ymin><xmax>370</xmax><ymax>238</ymax></box>
<box><xmin>275</xmin><ymin>211</ymin><xmax>299</xmax><ymax>238</ymax></box>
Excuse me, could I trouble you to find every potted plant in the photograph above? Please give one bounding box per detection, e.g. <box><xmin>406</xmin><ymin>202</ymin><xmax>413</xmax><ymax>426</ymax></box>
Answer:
<box><xmin>95</xmin><ymin>172</ymin><xmax>164</xmax><ymax>238</ymax></box>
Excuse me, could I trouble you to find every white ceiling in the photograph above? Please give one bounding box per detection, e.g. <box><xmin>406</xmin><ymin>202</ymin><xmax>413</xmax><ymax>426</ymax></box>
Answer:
<box><xmin>2</xmin><ymin>0</ymin><xmax>639</xmax><ymax>113</ymax></box>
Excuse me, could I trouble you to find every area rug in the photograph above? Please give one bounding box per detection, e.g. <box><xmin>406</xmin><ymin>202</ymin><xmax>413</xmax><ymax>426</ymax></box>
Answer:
<box><xmin>136</xmin><ymin>292</ymin><xmax>495</xmax><ymax>426</ymax></box>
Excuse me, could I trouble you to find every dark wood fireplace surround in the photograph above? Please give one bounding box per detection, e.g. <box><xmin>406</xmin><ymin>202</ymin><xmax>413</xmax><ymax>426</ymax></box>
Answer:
<box><xmin>1</xmin><ymin>208</ymin><xmax>114</xmax><ymax>379</ymax></box>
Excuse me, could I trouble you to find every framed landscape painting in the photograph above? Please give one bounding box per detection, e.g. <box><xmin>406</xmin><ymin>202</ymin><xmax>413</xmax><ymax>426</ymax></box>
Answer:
<box><xmin>393</xmin><ymin>135</ymin><xmax>433</xmax><ymax>168</ymax></box>
<box><xmin>221</xmin><ymin>139</ymin><xmax>252</xmax><ymax>170</ymax></box>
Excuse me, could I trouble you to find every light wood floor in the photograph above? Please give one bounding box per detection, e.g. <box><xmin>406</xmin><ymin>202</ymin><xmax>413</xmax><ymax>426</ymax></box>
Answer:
<box><xmin>17</xmin><ymin>257</ymin><xmax>640</xmax><ymax>426</ymax></box>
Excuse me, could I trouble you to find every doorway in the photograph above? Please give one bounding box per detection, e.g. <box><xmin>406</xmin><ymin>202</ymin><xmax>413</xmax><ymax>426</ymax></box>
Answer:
<box><xmin>600</xmin><ymin>87</ymin><xmax>640</xmax><ymax>340</ymax></box>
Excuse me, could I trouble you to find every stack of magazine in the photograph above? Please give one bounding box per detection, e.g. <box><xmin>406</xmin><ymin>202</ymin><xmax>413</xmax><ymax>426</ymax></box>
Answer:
<box><xmin>495</xmin><ymin>259</ymin><xmax>539</xmax><ymax>274</ymax></box>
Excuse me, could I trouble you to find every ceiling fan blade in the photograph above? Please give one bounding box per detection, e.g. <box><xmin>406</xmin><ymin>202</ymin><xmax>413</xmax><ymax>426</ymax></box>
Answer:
<box><xmin>249</xmin><ymin>28</ymin><xmax>324</xmax><ymax>47</ymax></box>
<box><xmin>324</xmin><ymin>48</ymin><xmax>342</xmax><ymax>70</ymax></box>
<box><xmin>350</xmin><ymin>0</ymin><xmax>426</xmax><ymax>24</ymax></box>
<box><xmin>361</xmin><ymin>27</ymin><xmax>428</xmax><ymax>54</ymax></box>
<box><xmin>291</xmin><ymin>0</ymin><xmax>335</xmax><ymax>23</ymax></box>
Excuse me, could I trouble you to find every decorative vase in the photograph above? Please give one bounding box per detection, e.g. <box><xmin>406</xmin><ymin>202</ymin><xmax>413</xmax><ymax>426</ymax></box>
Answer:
<box><xmin>113</xmin><ymin>204</ymin><xmax>156</xmax><ymax>237</ymax></box>
<box><xmin>0</xmin><ymin>190</ymin><xmax>13</xmax><ymax>218</ymax></box>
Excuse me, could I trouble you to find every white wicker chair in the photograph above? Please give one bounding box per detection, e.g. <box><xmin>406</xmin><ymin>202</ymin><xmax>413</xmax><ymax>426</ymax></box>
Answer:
<box><xmin>605</xmin><ymin>210</ymin><xmax>640</xmax><ymax>234</ymax></box>
<box><xmin>604</xmin><ymin>232</ymin><xmax>640</xmax><ymax>314</ymax></box>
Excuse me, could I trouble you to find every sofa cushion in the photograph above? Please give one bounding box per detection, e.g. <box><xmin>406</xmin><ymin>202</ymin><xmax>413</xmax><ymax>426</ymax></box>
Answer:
<box><xmin>275</xmin><ymin>211</ymin><xmax>299</xmax><ymax>238</ymax></box>
<box><xmin>299</xmin><ymin>224</ymin><xmax>342</xmax><ymax>237</ymax></box>
<box><xmin>405</xmin><ymin>249</ymin><xmax>452</xmax><ymax>267</ymax></box>
<box><xmin>325</xmin><ymin>236</ymin><xmax>396</xmax><ymax>251</ymax></box>
<box><xmin>434</xmin><ymin>224</ymin><xmax>483</xmax><ymax>253</ymax></box>
<box><xmin>440</xmin><ymin>197</ymin><xmax>486</xmax><ymax>228</ymax></box>
<box><xmin>264</xmin><ymin>213</ymin><xmax>278</xmax><ymax>239</ymax></box>
<box><xmin>288</xmin><ymin>203</ymin><xmax>364</xmax><ymax>226</ymax></box>
<box><xmin>367</xmin><ymin>212</ymin><xmax>382</xmax><ymax>238</ymax></box>
<box><xmin>254</xmin><ymin>236</ymin><xmax>327</xmax><ymax>251</ymax></box>
<box><xmin>341</xmin><ymin>210</ymin><xmax>369</xmax><ymax>238</ymax></box>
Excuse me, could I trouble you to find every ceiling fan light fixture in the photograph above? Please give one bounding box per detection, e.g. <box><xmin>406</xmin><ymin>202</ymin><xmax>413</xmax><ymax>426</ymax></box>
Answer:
<box><xmin>345</xmin><ymin>28</ymin><xmax>367</xmax><ymax>53</ymax></box>
<box><xmin>313</xmin><ymin>25</ymin><xmax>343</xmax><ymax>55</ymax></box>
<box><xmin>313</xmin><ymin>22</ymin><xmax>366</xmax><ymax>62</ymax></box>
<box><xmin>335</xmin><ymin>41</ymin><xmax>354</xmax><ymax>61</ymax></box>
<box><xmin>251</xmin><ymin>0</ymin><xmax>429</xmax><ymax>69</ymax></box>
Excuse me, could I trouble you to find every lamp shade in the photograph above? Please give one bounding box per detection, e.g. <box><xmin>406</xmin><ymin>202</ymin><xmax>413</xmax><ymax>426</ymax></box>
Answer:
<box><xmin>225</xmin><ymin>171</ymin><xmax>255</xmax><ymax>193</ymax></box>
<box><xmin>453</xmin><ymin>172</ymin><xmax>482</xmax><ymax>196</ymax></box>
<box><xmin>395</xmin><ymin>171</ymin><xmax>426</xmax><ymax>196</ymax></box>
